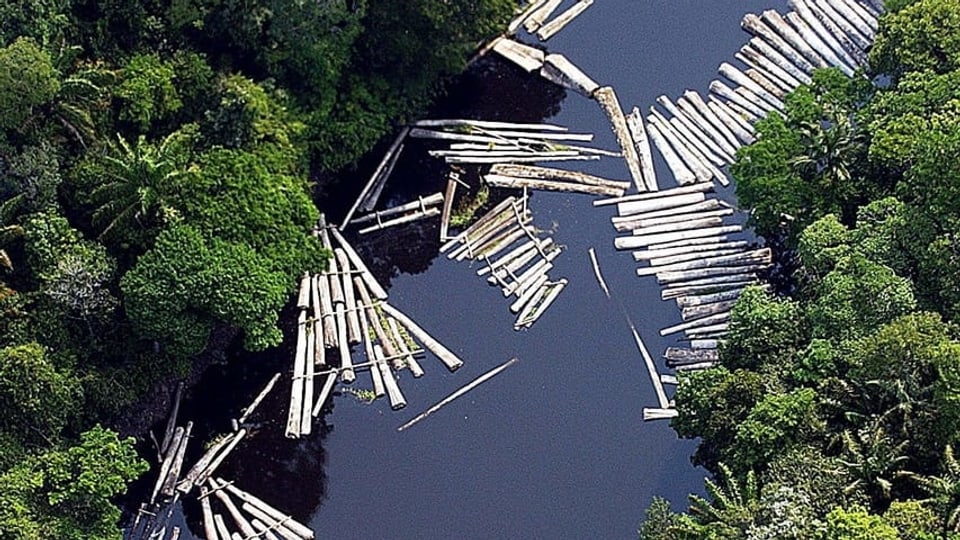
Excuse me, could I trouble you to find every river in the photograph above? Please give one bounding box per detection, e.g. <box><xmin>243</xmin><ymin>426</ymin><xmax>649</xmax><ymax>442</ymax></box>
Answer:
<box><xmin>143</xmin><ymin>0</ymin><xmax>788</xmax><ymax>538</ymax></box>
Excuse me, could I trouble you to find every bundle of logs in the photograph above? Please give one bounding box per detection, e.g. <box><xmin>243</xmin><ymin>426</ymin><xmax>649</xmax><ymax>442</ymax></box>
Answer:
<box><xmin>131</xmin><ymin>377</ymin><xmax>313</xmax><ymax>540</ymax></box>
<box><xmin>441</xmin><ymin>194</ymin><xmax>567</xmax><ymax>330</ymax></box>
<box><xmin>286</xmin><ymin>215</ymin><xmax>466</xmax><ymax>438</ymax></box>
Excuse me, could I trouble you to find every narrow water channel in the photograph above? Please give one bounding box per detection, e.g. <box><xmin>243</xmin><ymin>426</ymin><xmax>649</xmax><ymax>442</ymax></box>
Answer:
<box><xmin>153</xmin><ymin>1</ymin><xmax>789</xmax><ymax>538</ymax></box>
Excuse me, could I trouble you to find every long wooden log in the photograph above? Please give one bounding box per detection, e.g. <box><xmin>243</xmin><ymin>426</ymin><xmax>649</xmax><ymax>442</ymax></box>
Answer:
<box><xmin>616</xmin><ymin>225</ymin><xmax>742</xmax><ymax>250</ymax></box>
<box><xmin>540</xmin><ymin>53</ymin><xmax>600</xmax><ymax>97</ymax></box>
<box><xmin>646</xmin><ymin>233</ymin><xmax>733</xmax><ymax>251</ymax></box>
<box><xmin>151</xmin><ymin>426</ymin><xmax>183</xmax><ymax>504</ymax></box>
<box><xmin>469</xmin><ymin>226</ymin><xmax>529</xmax><ymax>263</ymax></box>
<box><xmin>439</xmin><ymin>177</ymin><xmax>456</xmax><ymax>242</ymax></box>
<box><xmin>648</xmin><ymin>245</ymin><xmax>748</xmax><ymax>266</ymax></box>
<box><xmin>220</xmin><ymin>482</ymin><xmax>314</xmax><ymax>540</ymax></box>
<box><xmin>209</xmin><ymin>479</ymin><xmax>260</xmax><ymax>539</ymax></box>
<box><xmin>485</xmin><ymin>174</ymin><xmax>625</xmax><ymax>197</ymax></box>
<box><xmin>249</xmin><ymin>519</ymin><xmax>282</xmax><ymax>540</ymax></box>
<box><xmin>612</xmin><ymin>198</ymin><xmax>723</xmax><ymax>226</ymax></box>
<box><xmin>352</xmin><ymin>193</ymin><xmax>444</xmax><ymax>226</ymax></box>
<box><xmin>710</xmin><ymin>81</ymin><xmax>764</xmax><ymax>119</ymax></box>
<box><xmin>735</xmin><ymin>51</ymin><xmax>801</xmax><ymax>94</ymax></box>
<box><xmin>336</xmin><ymin>251</ymin><xmax>362</xmax><ymax>344</ymax></box>
<box><xmin>446</xmin><ymin>154</ymin><xmax>600</xmax><ymax>165</ymax></box>
<box><xmin>177</xmin><ymin>432</ymin><xmax>234</xmax><ymax>494</ymax></box>
<box><xmin>634</xmin><ymin>239</ymin><xmax>748</xmax><ymax>261</ymax></box>
<box><xmin>432</xmin><ymin>148</ymin><xmax>581</xmax><ymax>159</ymax></box>
<box><xmin>661</xmin><ymin>311</ymin><xmax>732</xmax><ymax>336</ymax></box>
<box><xmin>677</xmin><ymin>287</ymin><xmax>751</xmax><ymax>308</ymax></box>
<box><xmin>388</xmin><ymin>317</ymin><xmax>424</xmax><ymax>377</ymax></box>
<box><xmin>479</xmin><ymin>237</ymin><xmax>547</xmax><ymax>276</ymax></box>
<box><xmin>812</xmin><ymin>0</ymin><xmax>872</xmax><ymax>50</ymax></box>
<box><xmin>472</xmin><ymin>127</ymin><xmax>594</xmax><ymax>142</ymax></box>
<box><xmin>200</xmin><ymin>487</ymin><xmax>220</xmax><ymax>540</ymax></box>
<box><xmin>643</xmin><ymin>408</ymin><xmax>679</xmax><ymax>421</ymax></box>
<box><xmin>515</xmin><ymin>279</ymin><xmax>566</xmax><ymax>328</ymax></box>
<box><xmin>646</xmin><ymin>121</ymin><xmax>698</xmax><ymax>185</ymax></box>
<box><xmin>329</xmin><ymin>226</ymin><xmax>388</xmax><ymax>300</ymax></box>
<box><xmin>536</xmin><ymin>0</ymin><xmax>594</xmax><ymax>41</ymax></box>
<box><xmin>682</xmin><ymin>91</ymin><xmax>743</xmax><ymax>152</ymax></box>
<box><xmin>414</xmin><ymin>119</ymin><xmax>568</xmax><ymax>132</ymax></box>
<box><xmin>362</xmin><ymin>144</ymin><xmax>405</xmax><ymax>215</ymax></box>
<box><xmin>690</xmin><ymin>339</ymin><xmax>721</xmax><ymax>349</ymax></box>
<box><xmin>378</xmin><ymin>352</ymin><xmax>407</xmax><ymax>410</ymax></box>
<box><xmin>799</xmin><ymin>0</ymin><xmax>868</xmax><ymax>66</ymax></box>
<box><xmin>745</xmin><ymin>68</ymin><xmax>789</xmax><ymax>101</ymax></box>
<box><xmin>490</xmin><ymin>163</ymin><xmax>630</xmax><ymax>189</ymax></box>
<box><xmin>657</xmin><ymin>96</ymin><xmax>733</xmax><ymax>162</ymax></box>
<box><xmin>673</xmin><ymin>96</ymin><xmax>740</xmax><ymax>158</ymax></box>
<box><xmin>296</xmin><ymin>273</ymin><xmax>311</xmax><ymax>310</ymax></box>
<box><xmin>161</xmin><ymin>422</ymin><xmax>192</xmax><ymax>498</ymax></box>
<box><xmin>647</xmin><ymin>112</ymin><xmax>713</xmax><ymax>183</ymax></box>
<box><xmin>524</xmin><ymin>0</ymin><xmax>564</xmax><ymax>32</ymax></box>
<box><xmin>747</xmin><ymin>36</ymin><xmax>813</xmax><ymax>82</ymax></box>
<box><xmin>595</xmin><ymin>86</ymin><xmax>646</xmax><ymax>191</ymax></box>
<box><xmin>243</xmin><ymin>507</ymin><xmax>302</xmax><ymax>540</ymax></box>
<box><xmin>708</xmin><ymin>100</ymin><xmax>756</xmax><ymax>144</ymax></box>
<box><xmin>213</xmin><ymin>514</ymin><xmax>231</xmax><ymax>540</ymax></box>
<box><xmin>629</xmin><ymin>216</ymin><xmax>725</xmax><ymax>237</ymax></box>
<box><xmin>342</xmin><ymin>127</ymin><xmax>409</xmax><ymax>227</ymax></box>
<box><xmin>788</xmin><ymin>0</ymin><xmax>862</xmax><ymax>68</ymax></box>
<box><xmin>657</xmin><ymin>263</ymin><xmax>769</xmax><ymax>285</ymax></box>
<box><xmin>354</xmin><ymin>293</ymin><xmax>379</xmax><ymax>390</ymax></box>
<box><xmin>742</xmin><ymin>13</ymin><xmax>817</xmax><ymax>74</ymax></box>
<box><xmin>301</xmin><ymin>324</ymin><xmax>315</xmax><ymax>435</ymax></box>
<box><xmin>314</xmin><ymin>275</ymin><xmax>336</xmax><ymax>349</ymax></box>
<box><xmin>836</xmin><ymin>0</ymin><xmax>878</xmax><ymax>32</ymax></box>
<box><xmin>735</xmin><ymin>87</ymin><xmax>777</xmax><ymax>118</ymax></box>
<box><xmin>661</xmin><ymin>275</ymin><xmax>759</xmax><ymax>300</ymax></box>
<box><xmin>441</xmin><ymin>196</ymin><xmax>516</xmax><ymax>251</ymax></box>
<box><xmin>824</xmin><ymin>0</ymin><xmax>874</xmax><ymax>38</ymax></box>
<box><xmin>618</xmin><ymin>190</ymin><xmax>706</xmax><ymax>218</ymax></box>
<box><xmin>311</xmin><ymin>372</ymin><xmax>337</xmax><ymax>417</ymax></box>
<box><xmin>599</xmin><ymin>182</ymin><xmax>712</xmax><ymax>209</ymax></box>
<box><xmin>334</xmin><ymin>303</ymin><xmax>354</xmax><ymax>384</ymax></box>
<box><xmin>491</xmin><ymin>37</ymin><xmax>545</xmax><ymax>71</ymax></box>
<box><xmin>719</xmin><ymin>63</ymin><xmax>784</xmax><ymax>111</ymax></box>
<box><xmin>664</xmin><ymin>347</ymin><xmax>719</xmax><ymax>364</ymax></box>
<box><xmin>674</xmin><ymin>361</ymin><xmax>718</xmax><ymax>371</ymax></box>
<box><xmin>239</xmin><ymin>372</ymin><xmax>281</xmax><ymax>425</ymax></box>
<box><xmin>684</xmin><ymin>322</ymin><xmax>731</xmax><ymax>337</ymax></box>
<box><xmin>626</xmin><ymin>107</ymin><xmax>659</xmax><ymax>191</ymax></box>
<box><xmin>635</xmin><ymin>208</ymin><xmax>734</xmax><ymax>229</ymax></box>
<box><xmin>640</xmin><ymin>248</ymin><xmax>771</xmax><ymax>275</ymax></box>
<box><xmin>628</xmin><ymin>320</ymin><xmax>670</xmax><ymax>409</ymax></box>
<box><xmin>196</xmin><ymin>430</ymin><xmax>247</xmax><ymax>487</ymax></box>
<box><xmin>682</xmin><ymin>300</ymin><xmax>739</xmax><ymax>321</ymax></box>
<box><xmin>380</xmin><ymin>302</ymin><xmax>464</xmax><ymax>372</ymax></box>
<box><xmin>368</xmin><ymin>344</ymin><xmax>386</xmax><ymax>398</ymax></box>
<box><xmin>762</xmin><ymin>10</ymin><xmax>831</xmax><ymax>69</ymax></box>
<box><xmin>398</xmin><ymin>358</ymin><xmax>519</xmax><ymax>431</ymax></box>
<box><xmin>160</xmin><ymin>381</ymin><xmax>184</xmax><ymax>458</ymax></box>
<box><xmin>784</xmin><ymin>12</ymin><xmax>854</xmax><ymax>75</ymax></box>
<box><xmin>354</xmin><ymin>277</ymin><xmax>400</xmax><ymax>369</ymax></box>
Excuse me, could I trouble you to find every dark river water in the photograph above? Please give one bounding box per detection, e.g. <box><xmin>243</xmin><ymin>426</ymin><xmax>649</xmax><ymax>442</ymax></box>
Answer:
<box><xmin>144</xmin><ymin>0</ymin><xmax>789</xmax><ymax>538</ymax></box>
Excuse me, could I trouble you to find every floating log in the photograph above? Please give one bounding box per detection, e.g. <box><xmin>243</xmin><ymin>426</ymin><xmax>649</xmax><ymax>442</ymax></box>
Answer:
<box><xmin>674</xmin><ymin>361</ymin><xmax>718</xmax><ymax>371</ymax></box>
<box><xmin>441</xmin><ymin>195</ymin><xmax>516</xmax><ymax>251</ymax></box>
<box><xmin>690</xmin><ymin>339</ymin><xmax>720</xmax><ymax>349</ymax></box>
<box><xmin>302</xmin><ymin>326</ymin><xmax>314</xmax><ymax>434</ymax></box>
<box><xmin>612</xmin><ymin>198</ymin><xmax>723</xmax><ymax>228</ymax></box>
<box><xmin>489</xmin><ymin>242</ymin><xmax>559</xmax><ymax>288</ymax></box>
<box><xmin>515</xmin><ymin>279</ymin><xmax>567</xmax><ymax>328</ymax></box>
<box><xmin>647</xmin><ymin>112</ymin><xmax>713</xmax><ymax>183</ymax></box>
<box><xmin>735</xmin><ymin>87</ymin><xmax>776</xmax><ymax>118</ymax></box>
<box><xmin>719</xmin><ymin>63</ymin><xmax>784</xmax><ymax>111</ymax></box>
<box><xmin>503</xmin><ymin>258</ymin><xmax>553</xmax><ymax>297</ymax></box>
<box><xmin>661</xmin><ymin>275</ymin><xmax>759</xmax><ymax>300</ymax></box>
<box><xmin>444</xmin><ymin>154</ymin><xmax>599</xmax><ymax>165</ymax></box>
<box><xmin>709</xmin><ymin>80</ymin><xmax>764</xmax><ymax>119</ymax></box>
<box><xmin>161</xmin><ymin>422</ymin><xmax>192</xmax><ymax>498</ymax></box>
<box><xmin>629</xmin><ymin>216</ymin><xmax>725</xmax><ymax>237</ymax></box>
<box><xmin>208</xmin><ymin>479</ymin><xmax>259</xmax><ymax>539</ymax></box>
<box><xmin>682</xmin><ymin>300</ymin><xmax>739</xmax><ymax>321</ymax></box>
<box><xmin>195</xmin><ymin>429</ymin><xmax>247</xmax><ymax>487</ymax></box>
<box><xmin>788</xmin><ymin>0</ymin><xmax>862</xmax><ymax>68</ymax></box>
<box><xmin>799</xmin><ymin>0</ymin><xmax>868</xmax><ymax>66</ymax></box>
<box><xmin>684</xmin><ymin>322</ymin><xmax>731</xmax><ymax>337</ymax></box>
<box><xmin>747</xmin><ymin>36</ymin><xmax>813</xmax><ymax>83</ymax></box>
<box><xmin>490</xmin><ymin>163</ymin><xmax>631</xmax><ymax>190</ymax></box>
<box><xmin>524</xmin><ymin>0</ymin><xmax>564</xmax><ymax>32</ymax></box>
<box><xmin>681</xmin><ymin>91</ymin><xmax>743</xmax><ymax>153</ymax></box>
<box><xmin>836</xmin><ymin>0</ymin><xmax>878</xmax><ymax>33</ymax></box>
<box><xmin>470</xmin><ymin>128</ymin><xmax>594</xmax><ymax>142</ymax></box>
<box><xmin>735</xmin><ymin>50</ymin><xmax>801</xmax><ymax>94</ymax></box>
<box><xmin>628</xmin><ymin>320</ymin><xmax>670</xmax><ymax>409</ymax></box>
<box><xmin>645</xmin><ymin>233</ymin><xmax>734</xmax><ymax>252</ymax></box>
<box><xmin>661</xmin><ymin>311</ymin><xmax>732</xmax><ymax>336</ymax></box>
<box><xmin>342</xmin><ymin>127</ymin><xmax>409</xmax><ymax>227</ymax></box>
<box><xmin>657</xmin><ymin>96</ymin><xmax>733</xmax><ymax>162</ymax></box>
<box><xmin>352</xmin><ymin>192</ymin><xmax>444</xmax><ymax>226</ymax></box>
<box><xmin>380</xmin><ymin>302</ymin><xmax>464</xmax><ymax>372</ymax></box>
<box><xmin>492</xmin><ymin>37</ymin><xmax>545</xmax><ymax>71</ymax></box>
<box><xmin>314</xmin><ymin>275</ymin><xmax>336</xmax><ymax>349</ymax></box>
<box><xmin>336</xmin><ymin>251</ymin><xmax>362</xmax><ymax>344</ymax></box>
<box><xmin>440</xmin><ymin>176</ymin><xmax>457</xmax><ymax>242</ymax></box>
<box><xmin>335</xmin><ymin>303</ymin><xmax>354</xmax><ymax>384</ymax></box>
<box><xmin>616</xmin><ymin>225</ymin><xmax>742</xmax><ymax>250</ymax></box>
<box><xmin>485</xmin><ymin>173</ymin><xmax>625</xmax><ymax>197</ymax></box>
<box><xmin>378</xmin><ymin>353</ymin><xmax>407</xmax><ymax>410</ymax></box>
<box><xmin>449</xmin><ymin>207</ymin><xmax>528</xmax><ymax>260</ymax></box>
<box><xmin>824</xmin><ymin>0</ymin><xmax>874</xmax><ymax>38</ymax></box>
<box><xmin>239</xmin><ymin>372</ymin><xmax>281</xmax><ymax>425</ymax></box>
<box><xmin>311</xmin><ymin>372</ymin><xmax>338</xmax><ymax>417</ymax></box>
<box><xmin>708</xmin><ymin>100</ymin><xmax>756</xmax><ymax>145</ymax></box>
<box><xmin>660</xmin><ymin>374</ymin><xmax>679</xmax><ymax>385</ymax></box>
<box><xmin>641</xmin><ymin>248</ymin><xmax>771</xmax><ymax>275</ymax></box>
<box><xmin>540</xmin><ymin>53</ymin><xmax>600</xmax><ymax>97</ymax></box>
<box><xmin>657</xmin><ymin>263</ymin><xmax>769</xmax><ymax>285</ymax></box>
<box><xmin>595</xmin><ymin>86</ymin><xmax>646</xmax><ymax>192</ymax></box>
<box><xmin>744</xmin><ymin>68</ymin><xmax>788</xmax><ymax>101</ymax></box>
<box><xmin>432</xmin><ymin>148</ymin><xmax>580</xmax><ymax>159</ymax></box>
<box><xmin>742</xmin><ymin>13</ymin><xmax>817</xmax><ymax>74</ymax></box>
<box><xmin>588</xmin><ymin>247</ymin><xmax>611</xmax><ymax>298</ymax></box>
<box><xmin>248</xmin><ymin>519</ymin><xmax>281</xmax><ymax>540</ymax></box>
<box><xmin>510</xmin><ymin>272</ymin><xmax>550</xmax><ymax>313</ymax></box>
<box><xmin>597</xmin><ymin>181</ymin><xmax>713</xmax><ymax>208</ymax></box>
<box><xmin>634</xmin><ymin>239</ymin><xmax>748</xmax><ymax>261</ymax></box>
<box><xmin>151</xmin><ymin>426</ymin><xmax>183</xmax><ymax>504</ymax></box>
<box><xmin>177</xmin><ymin>433</ymin><xmax>233</xmax><ymax>494</ymax></box>
<box><xmin>367</xmin><ymin>344</ymin><xmax>386</xmax><ymax>398</ymax></box>
<box><xmin>471</xmin><ymin>226</ymin><xmax>529</xmax><ymax>263</ymax></box>
<box><xmin>414</xmin><ymin>119</ymin><xmax>568</xmax><ymax>132</ymax></box>
<box><xmin>665</xmin><ymin>347</ymin><xmax>720</xmax><ymax>364</ymax></box>
<box><xmin>537</xmin><ymin>0</ymin><xmax>594</xmax><ymax>41</ymax></box>
<box><xmin>354</xmin><ymin>277</ymin><xmax>401</xmax><ymax>371</ymax></box>
<box><xmin>812</xmin><ymin>0</ymin><xmax>872</xmax><ymax>51</ymax></box>
<box><xmin>761</xmin><ymin>10</ymin><xmax>830</xmax><ymax>69</ymax></box>
<box><xmin>160</xmin><ymin>381</ymin><xmax>184</xmax><ymax>458</ymax></box>
<box><xmin>648</xmin><ymin>245</ymin><xmax>747</xmax><ymax>267</ymax></box>
<box><xmin>673</xmin><ymin>96</ymin><xmax>740</xmax><ymax>158</ymax></box>
<box><xmin>388</xmin><ymin>317</ymin><xmax>424</xmax><ymax>377</ymax></box>
<box><xmin>632</xmin><ymin>208</ymin><xmax>735</xmax><ymax>231</ymax></box>
<box><xmin>784</xmin><ymin>12</ymin><xmax>854</xmax><ymax>75</ymax></box>
<box><xmin>219</xmin><ymin>481</ymin><xmax>314</xmax><ymax>540</ymax></box>
<box><xmin>329</xmin><ymin>226</ymin><xmax>388</xmax><ymax>300</ymax></box>
<box><xmin>398</xmin><ymin>358</ymin><xmax>519</xmax><ymax>431</ymax></box>
<box><xmin>296</xmin><ymin>273</ymin><xmax>311</xmax><ymax>310</ymax></box>
<box><xmin>626</xmin><ymin>107</ymin><xmax>659</xmax><ymax>191</ymax></box>
<box><xmin>201</xmin><ymin>487</ymin><xmax>219</xmax><ymax>540</ymax></box>
<box><xmin>643</xmin><ymin>408</ymin><xmax>679</xmax><ymax>421</ymax></box>
<box><xmin>639</xmin><ymin>122</ymin><xmax>697</xmax><ymax>186</ymax></box>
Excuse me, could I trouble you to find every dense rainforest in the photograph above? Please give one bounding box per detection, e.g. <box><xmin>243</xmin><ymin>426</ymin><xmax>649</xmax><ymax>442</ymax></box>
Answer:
<box><xmin>639</xmin><ymin>0</ymin><xmax>960</xmax><ymax>538</ymax></box>
<box><xmin>0</xmin><ymin>0</ymin><xmax>515</xmax><ymax>537</ymax></box>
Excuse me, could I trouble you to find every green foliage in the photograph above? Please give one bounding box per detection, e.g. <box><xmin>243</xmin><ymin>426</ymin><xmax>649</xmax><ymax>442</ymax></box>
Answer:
<box><xmin>721</xmin><ymin>286</ymin><xmax>807</xmax><ymax>373</ymax></box>
<box><xmin>871</xmin><ymin>0</ymin><xmax>960</xmax><ymax>77</ymax></box>
<box><xmin>733</xmin><ymin>388</ymin><xmax>821</xmax><ymax>471</ymax></box>
<box><xmin>0</xmin><ymin>143</ymin><xmax>63</xmax><ymax>217</ymax></box>
<box><xmin>798</xmin><ymin>214</ymin><xmax>851</xmax><ymax>278</ymax></box>
<box><xmin>807</xmin><ymin>255</ymin><xmax>917</xmax><ymax>343</ymax></box>
<box><xmin>638</xmin><ymin>497</ymin><xmax>681</xmax><ymax>540</ymax></box>
<box><xmin>676</xmin><ymin>464</ymin><xmax>761</xmax><ymax>539</ymax></box>
<box><xmin>822</xmin><ymin>506</ymin><xmax>901</xmax><ymax>540</ymax></box>
<box><xmin>0</xmin><ymin>38</ymin><xmax>60</xmax><ymax>133</ymax></box>
<box><xmin>0</xmin><ymin>343</ymin><xmax>79</xmax><ymax>448</ymax></box>
<box><xmin>202</xmin><ymin>74</ymin><xmax>303</xmax><ymax>150</ymax></box>
<box><xmin>884</xmin><ymin>500</ymin><xmax>942</xmax><ymax>540</ymax></box>
<box><xmin>0</xmin><ymin>0</ymin><xmax>69</xmax><ymax>47</ymax></box>
<box><xmin>116</xmin><ymin>54</ymin><xmax>182</xmax><ymax>133</ymax></box>
<box><xmin>0</xmin><ymin>425</ymin><xmax>147</xmax><ymax>540</ymax></box>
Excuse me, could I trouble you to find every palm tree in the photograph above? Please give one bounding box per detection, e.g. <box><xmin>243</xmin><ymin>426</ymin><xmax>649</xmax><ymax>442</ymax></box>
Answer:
<box><xmin>90</xmin><ymin>132</ymin><xmax>188</xmax><ymax>242</ymax></box>
<box><xmin>673</xmin><ymin>463</ymin><xmax>761</xmax><ymax>538</ymax></box>
<box><xmin>838</xmin><ymin>415</ymin><xmax>914</xmax><ymax>503</ymax></box>
<box><xmin>913</xmin><ymin>445</ymin><xmax>960</xmax><ymax>532</ymax></box>
<box><xmin>789</xmin><ymin>107</ymin><xmax>864</xmax><ymax>217</ymax></box>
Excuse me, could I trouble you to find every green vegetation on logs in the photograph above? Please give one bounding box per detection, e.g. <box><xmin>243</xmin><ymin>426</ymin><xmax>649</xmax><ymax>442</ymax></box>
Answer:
<box><xmin>640</xmin><ymin>0</ymin><xmax>960</xmax><ymax>538</ymax></box>
<box><xmin>0</xmin><ymin>0</ymin><xmax>517</xmax><ymax>536</ymax></box>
